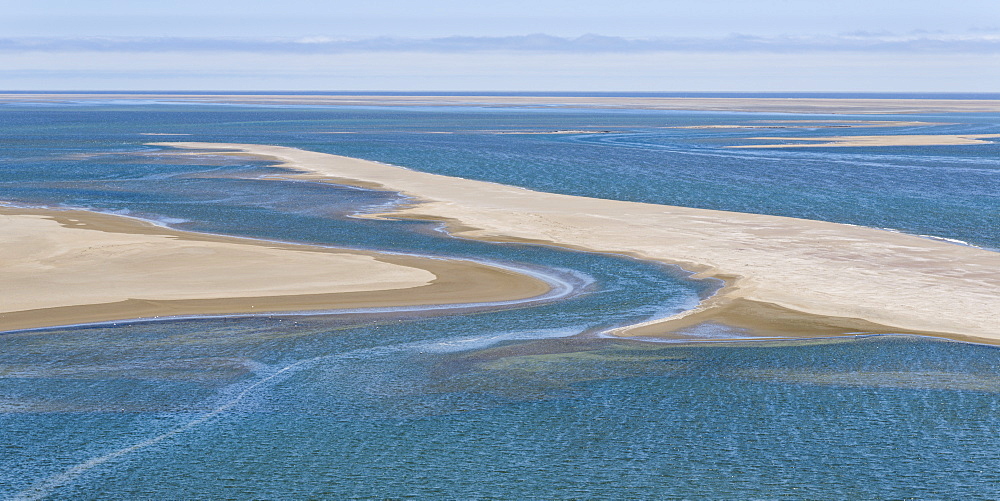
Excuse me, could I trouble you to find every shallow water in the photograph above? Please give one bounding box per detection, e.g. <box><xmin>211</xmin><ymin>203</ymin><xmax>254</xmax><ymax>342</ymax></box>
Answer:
<box><xmin>1</xmin><ymin>98</ymin><xmax>999</xmax><ymax>498</ymax></box>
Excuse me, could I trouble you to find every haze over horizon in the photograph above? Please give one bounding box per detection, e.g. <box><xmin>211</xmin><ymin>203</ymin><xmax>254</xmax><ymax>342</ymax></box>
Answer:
<box><xmin>3</xmin><ymin>0</ymin><xmax>998</xmax><ymax>91</ymax></box>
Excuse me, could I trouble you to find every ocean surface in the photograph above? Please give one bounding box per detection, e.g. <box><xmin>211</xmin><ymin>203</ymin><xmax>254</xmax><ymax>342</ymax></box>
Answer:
<box><xmin>1</xmin><ymin>96</ymin><xmax>999</xmax><ymax>499</ymax></box>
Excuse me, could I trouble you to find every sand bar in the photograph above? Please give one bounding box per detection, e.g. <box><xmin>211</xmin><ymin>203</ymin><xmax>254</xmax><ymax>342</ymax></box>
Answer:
<box><xmin>730</xmin><ymin>134</ymin><xmax>1000</xmax><ymax>148</ymax></box>
<box><xmin>0</xmin><ymin>207</ymin><xmax>551</xmax><ymax>333</ymax></box>
<box><xmin>4</xmin><ymin>94</ymin><xmax>1000</xmax><ymax>114</ymax></box>
<box><xmin>669</xmin><ymin>120</ymin><xmax>944</xmax><ymax>129</ymax></box>
<box><xmin>154</xmin><ymin>142</ymin><xmax>1000</xmax><ymax>343</ymax></box>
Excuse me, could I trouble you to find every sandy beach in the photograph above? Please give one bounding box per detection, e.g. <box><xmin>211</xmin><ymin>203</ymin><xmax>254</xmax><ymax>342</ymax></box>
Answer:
<box><xmin>0</xmin><ymin>207</ymin><xmax>551</xmax><ymax>332</ymax></box>
<box><xmin>4</xmin><ymin>93</ymin><xmax>1000</xmax><ymax>114</ymax></box>
<box><xmin>153</xmin><ymin>142</ymin><xmax>1000</xmax><ymax>344</ymax></box>
<box><xmin>730</xmin><ymin>133</ymin><xmax>1000</xmax><ymax>148</ymax></box>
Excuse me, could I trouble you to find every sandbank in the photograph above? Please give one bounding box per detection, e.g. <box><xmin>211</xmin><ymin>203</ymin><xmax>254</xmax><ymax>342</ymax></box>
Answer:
<box><xmin>4</xmin><ymin>93</ymin><xmax>1000</xmax><ymax>114</ymax></box>
<box><xmin>0</xmin><ymin>207</ymin><xmax>551</xmax><ymax>333</ymax></box>
<box><xmin>669</xmin><ymin>120</ymin><xmax>943</xmax><ymax>130</ymax></box>
<box><xmin>153</xmin><ymin>142</ymin><xmax>1000</xmax><ymax>344</ymax></box>
<box><xmin>730</xmin><ymin>134</ymin><xmax>1000</xmax><ymax>148</ymax></box>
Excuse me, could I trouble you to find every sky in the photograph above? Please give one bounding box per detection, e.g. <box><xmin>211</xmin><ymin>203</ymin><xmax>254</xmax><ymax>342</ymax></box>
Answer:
<box><xmin>1</xmin><ymin>0</ymin><xmax>998</xmax><ymax>91</ymax></box>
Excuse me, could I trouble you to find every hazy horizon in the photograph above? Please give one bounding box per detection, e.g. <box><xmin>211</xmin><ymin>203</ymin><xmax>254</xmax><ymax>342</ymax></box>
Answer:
<box><xmin>4</xmin><ymin>1</ymin><xmax>998</xmax><ymax>91</ymax></box>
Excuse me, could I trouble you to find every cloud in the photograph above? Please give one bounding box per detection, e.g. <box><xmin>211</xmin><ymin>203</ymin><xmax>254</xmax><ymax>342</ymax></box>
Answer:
<box><xmin>1</xmin><ymin>33</ymin><xmax>999</xmax><ymax>54</ymax></box>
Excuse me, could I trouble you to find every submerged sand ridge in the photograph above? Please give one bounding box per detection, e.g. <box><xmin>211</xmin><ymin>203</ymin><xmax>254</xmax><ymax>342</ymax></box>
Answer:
<box><xmin>153</xmin><ymin>142</ymin><xmax>1000</xmax><ymax>343</ymax></box>
<box><xmin>0</xmin><ymin>207</ymin><xmax>551</xmax><ymax>332</ymax></box>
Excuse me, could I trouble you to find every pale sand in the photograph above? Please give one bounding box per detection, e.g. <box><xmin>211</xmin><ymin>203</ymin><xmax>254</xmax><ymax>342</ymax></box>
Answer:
<box><xmin>0</xmin><ymin>207</ymin><xmax>550</xmax><ymax>332</ymax></box>
<box><xmin>154</xmin><ymin>142</ymin><xmax>1000</xmax><ymax>344</ymax></box>
<box><xmin>669</xmin><ymin>121</ymin><xmax>943</xmax><ymax>130</ymax></box>
<box><xmin>730</xmin><ymin>134</ymin><xmax>1000</xmax><ymax>148</ymax></box>
<box><xmin>5</xmin><ymin>94</ymin><xmax>1000</xmax><ymax>114</ymax></box>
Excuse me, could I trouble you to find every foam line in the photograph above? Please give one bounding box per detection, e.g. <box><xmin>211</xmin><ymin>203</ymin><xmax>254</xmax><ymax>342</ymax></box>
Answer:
<box><xmin>12</xmin><ymin>359</ymin><xmax>311</xmax><ymax>501</ymax></box>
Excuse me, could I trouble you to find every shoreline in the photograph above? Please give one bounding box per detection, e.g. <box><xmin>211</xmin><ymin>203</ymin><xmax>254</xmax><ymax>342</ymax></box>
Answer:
<box><xmin>4</xmin><ymin>93</ymin><xmax>1000</xmax><ymax>114</ymax></box>
<box><xmin>729</xmin><ymin>133</ymin><xmax>1000</xmax><ymax>148</ymax></box>
<box><xmin>0</xmin><ymin>207</ymin><xmax>553</xmax><ymax>333</ymax></box>
<box><xmin>152</xmin><ymin>142</ymin><xmax>1000</xmax><ymax>344</ymax></box>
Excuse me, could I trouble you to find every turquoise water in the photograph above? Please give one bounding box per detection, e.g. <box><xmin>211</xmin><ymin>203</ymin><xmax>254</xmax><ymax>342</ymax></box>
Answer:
<box><xmin>1</xmin><ymin>99</ymin><xmax>999</xmax><ymax>499</ymax></box>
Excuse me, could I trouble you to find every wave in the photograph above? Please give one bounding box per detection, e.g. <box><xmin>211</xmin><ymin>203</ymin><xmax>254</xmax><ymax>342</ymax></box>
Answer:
<box><xmin>405</xmin><ymin>326</ymin><xmax>587</xmax><ymax>354</ymax></box>
<box><xmin>878</xmin><ymin>227</ymin><xmax>988</xmax><ymax>250</ymax></box>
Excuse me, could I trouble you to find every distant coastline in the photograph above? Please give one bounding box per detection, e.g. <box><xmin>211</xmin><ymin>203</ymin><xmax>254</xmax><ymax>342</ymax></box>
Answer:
<box><xmin>4</xmin><ymin>93</ymin><xmax>1000</xmax><ymax>114</ymax></box>
<box><xmin>4</xmin><ymin>91</ymin><xmax>1000</xmax><ymax>100</ymax></box>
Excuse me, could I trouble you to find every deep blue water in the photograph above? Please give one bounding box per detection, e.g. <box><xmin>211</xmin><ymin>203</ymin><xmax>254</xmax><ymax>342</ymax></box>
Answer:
<box><xmin>1</xmin><ymin>99</ymin><xmax>999</xmax><ymax>499</ymax></box>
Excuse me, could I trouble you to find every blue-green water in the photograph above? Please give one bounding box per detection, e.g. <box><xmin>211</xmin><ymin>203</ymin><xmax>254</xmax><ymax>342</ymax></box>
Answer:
<box><xmin>1</xmin><ymin>98</ymin><xmax>999</xmax><ymax>499</ymax></box>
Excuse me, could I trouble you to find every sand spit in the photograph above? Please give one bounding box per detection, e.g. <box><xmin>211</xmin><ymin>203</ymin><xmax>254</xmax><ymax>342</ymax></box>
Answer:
<box><xmin>153</xmin><ymin>142</ymin><xmax>1000</xmax><ymax>344</ymax></box>
<box><xmin>730</xmin><ymin>134</ymin><xmax>1000</xmax><ymax>148</ymax></box>
<box><xmin>4</xmin><ymin>94</ymin><xmax>1000</xmax><ymax>114</ymax></box>
<box><xmin>0</xmin><ymin>207</ymin><xmax>551</xmax><ymax>333</ymax></box>
<box><xmin>670</xmin><ymin>120</ymin><xmax>943</xmax><ymax>130</ymax></box>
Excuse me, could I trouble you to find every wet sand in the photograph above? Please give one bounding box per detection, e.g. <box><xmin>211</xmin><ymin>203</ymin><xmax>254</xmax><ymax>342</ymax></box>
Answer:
<box><xmin>0</xmin><ymin>207</ymin><xmax>551</xmax><ymax>333</ymax></box>
<box><xmin>4</xmin><ymin>93</ymin><xmax>1000</xmax><ymax>114</ymax></box>
<box><xmin>730</xmin><ymin>134</ymin><xmax>1000</xmax><ymax>148</ymax></box>
<box><xmin>154</xmin><ymin>142</ymin><xmax>1000</xmax><ymax>344</ymax></box>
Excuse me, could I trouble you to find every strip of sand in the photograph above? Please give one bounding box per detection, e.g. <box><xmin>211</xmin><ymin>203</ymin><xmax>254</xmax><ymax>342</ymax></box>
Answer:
<box><xmin>670</xmin><ymin>120</ymin><xmax>943</xmax><ymax>130</ymax></box>
<box><xmin>0</xmin><ymin>207</ymin><xmax>551</xmax><ymax>332</ymax></box>
<box><xmin>153</xmin><ymin>142</ymin><xmax>1000</xmax><ymax>344</ymax></box>
<box><xmin>4</xmin><ymin>94</ymin><xmax>1000</xmax><ymax>114</ymax></box>
<box><xmin>729</xmin><ymin>134</ymin><xmax>1000</xmax><ymax>148</ymax></box>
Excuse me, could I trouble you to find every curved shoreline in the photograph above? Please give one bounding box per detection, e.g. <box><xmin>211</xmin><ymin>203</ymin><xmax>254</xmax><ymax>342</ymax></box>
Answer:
<box><xmin>0</xmin><ymin>206</ymin><xmax>554</xmax><ymax>333</ymax></box>
<box><xmin>152</xmin><ymin>142</ymin><xmax>1000</xmax><ymax>344</ymax></box>
<box><xmin>3</xmin><ymin>258</ymin><xmax>588</xmax><ymax>336</ymax></box>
